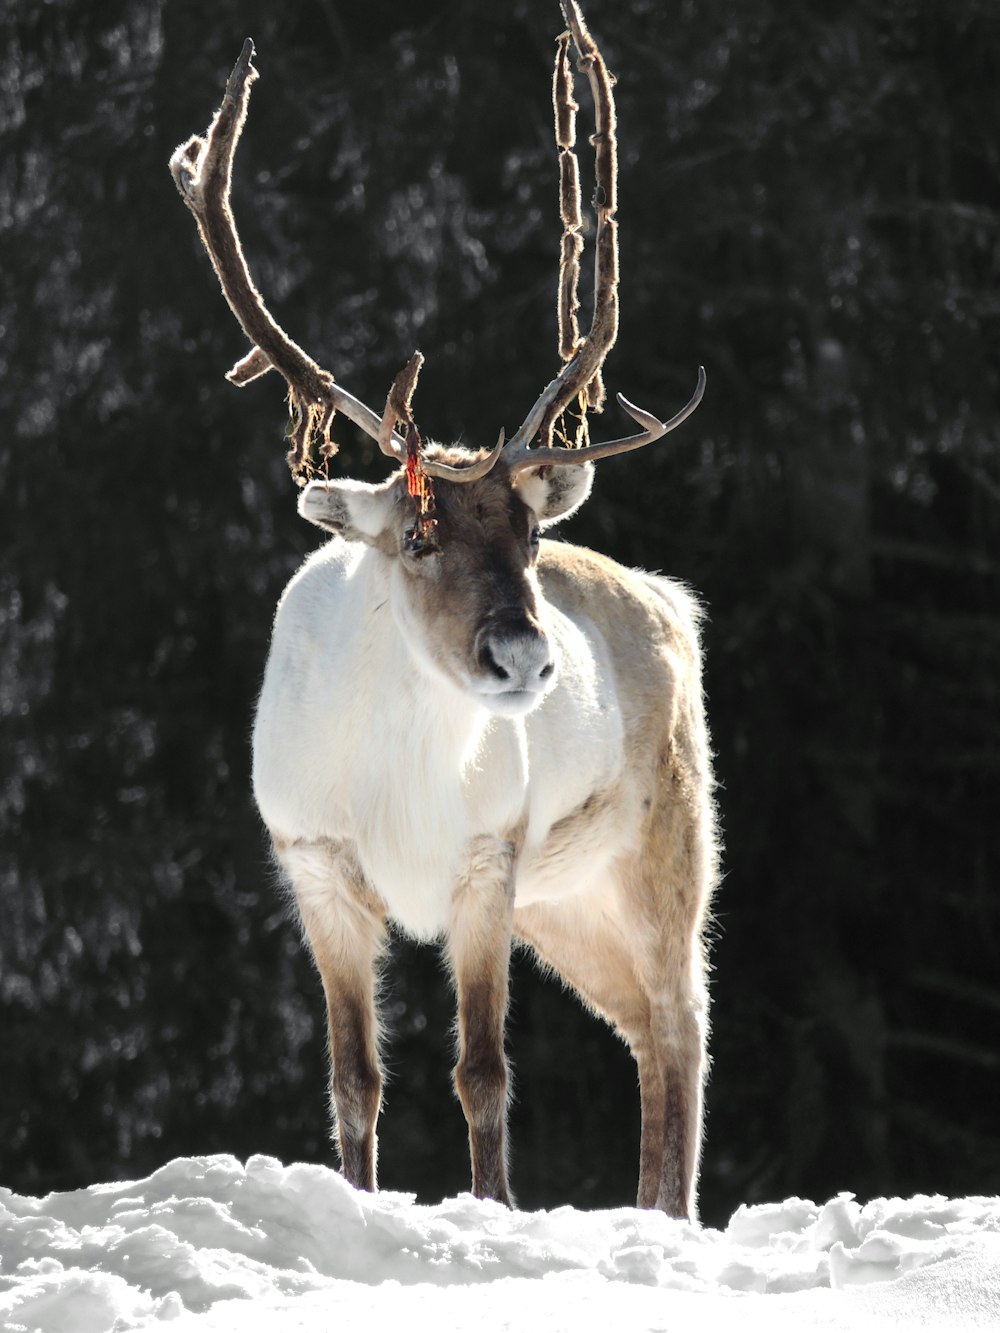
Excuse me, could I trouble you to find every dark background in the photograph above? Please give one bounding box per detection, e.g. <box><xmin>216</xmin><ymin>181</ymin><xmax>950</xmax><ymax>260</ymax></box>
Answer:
<box><xmin>2</xmin><ymin>0</ymin><xmax>998</xmax><ymax>1227</ymax></box>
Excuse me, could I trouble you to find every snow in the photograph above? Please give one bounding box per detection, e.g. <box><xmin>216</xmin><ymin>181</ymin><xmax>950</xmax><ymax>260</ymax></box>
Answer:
<box><xmin>1</xmin><ymin>1156</ymin><xmax>997</xmax><ymax>1332</ymax></box>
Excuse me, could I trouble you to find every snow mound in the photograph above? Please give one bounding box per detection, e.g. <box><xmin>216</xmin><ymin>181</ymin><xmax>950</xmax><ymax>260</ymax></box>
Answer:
<box><xmin>1</xmin><ymin>1155</ymin><xmax>997</xmax><ymax>1331</ymax></box>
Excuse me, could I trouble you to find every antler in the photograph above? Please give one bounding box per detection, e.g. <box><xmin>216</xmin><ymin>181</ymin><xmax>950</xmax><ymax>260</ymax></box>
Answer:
<box><xmin>171</xmin><ymin>13</ymin><xmax>702</xmax><ymax>489</ymax></box>
<box><xmin>373</xmin><ymin>353</ymin><xmax>505</xmax><ymax>483</ymax></box>
<box><xmin>170</xmin><ymin>39</ymin><xmax>421</xmax><ymax>482</ymax></box>
<box><xmin>504</xmin><ymin>369</ymin><xmax>706</xmax><ymax>473</ymax></box>
<box><xmin>499</xmin><ymin>0</ymin><xmax>704</xmax><ymax>473</ymax></box>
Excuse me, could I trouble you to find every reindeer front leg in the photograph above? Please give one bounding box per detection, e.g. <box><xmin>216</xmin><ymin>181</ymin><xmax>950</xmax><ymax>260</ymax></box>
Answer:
<box><xmin>277</xmin><ymin>840</ymin><xmax>386</xmax><ymax>1192</ymax></box>
<box><xmin>448</xmin><ymin>834</ymin><xmax>519</xmax><ymax>1206</ymax></box>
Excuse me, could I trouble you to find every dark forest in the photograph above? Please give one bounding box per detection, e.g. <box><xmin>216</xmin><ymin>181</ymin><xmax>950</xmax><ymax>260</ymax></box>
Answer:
<box><xmin>2</xmin><ymin>0</ymin><xmax>998</xmax><ymax>1227</ymax></box>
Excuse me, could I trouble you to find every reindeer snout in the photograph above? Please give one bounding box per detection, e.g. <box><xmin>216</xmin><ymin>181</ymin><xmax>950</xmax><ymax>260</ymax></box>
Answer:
<box><xmin>475</xmin><ymin>611</ymin><xmax>555</xmax><ymax>698</ymax></box>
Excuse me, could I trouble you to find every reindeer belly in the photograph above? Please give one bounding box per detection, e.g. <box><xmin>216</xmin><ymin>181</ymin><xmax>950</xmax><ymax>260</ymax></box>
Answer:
<box><xmin>515</xmin><ymin>781</ymin><xmax>635</xmax><ymax>906</ymax></box>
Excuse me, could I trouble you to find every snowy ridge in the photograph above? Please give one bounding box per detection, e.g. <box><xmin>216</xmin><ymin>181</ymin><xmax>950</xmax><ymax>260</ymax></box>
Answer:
<box><xmin>1</xmin><ymin>1155</ymin><xmax>998</xmax><ymax>1331</ymax></box>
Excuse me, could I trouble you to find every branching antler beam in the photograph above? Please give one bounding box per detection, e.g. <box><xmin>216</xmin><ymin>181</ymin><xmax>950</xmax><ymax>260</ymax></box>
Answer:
<box><xmin>505</xmin><ymin>0</ymin><xmax>621</xmax><ymax>458</ymax></box>
<box><xmin>499</xmin><ymin>0</ymin><xmax>704</xmax><ymax>472</ymax></box>
<box><xmin>554</xmin><ymin>31</ymin><xmax>583</xmax><ymax>367</ymax></box>
<box><xmin>171</xmin><ymin>9</ymin><xmax>703</xmax><ymax>488</ymax></box>
<box><xmin>169</xmin><ymin>39</ymin><xmax>409</xmax><ymax>480</ymax></box>
<box><xmin>567</xmin><ymin>0</ymin><xmax>619</xmax><ymax>419</ymax></box>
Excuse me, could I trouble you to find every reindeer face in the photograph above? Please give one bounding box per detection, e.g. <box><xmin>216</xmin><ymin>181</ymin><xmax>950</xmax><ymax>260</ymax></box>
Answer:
<box><xmin>393</xmin><ymin>470</ymin><xmax>552</xmax><ymax>714</ymax></box>
<box><xmin>299</xmin><ymin>453</ymin><xmax>593</xmax><ymax>715</ymax></box>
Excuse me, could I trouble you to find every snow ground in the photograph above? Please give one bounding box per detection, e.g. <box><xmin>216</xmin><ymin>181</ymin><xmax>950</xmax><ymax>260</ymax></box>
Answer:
<box><xmin>1</xmin><ymin>1156</ymin><xmax>998</xmax><ymax>1332</ymax></box>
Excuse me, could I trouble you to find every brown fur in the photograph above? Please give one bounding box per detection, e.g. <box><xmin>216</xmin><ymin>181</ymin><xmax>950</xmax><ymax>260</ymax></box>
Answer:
<box><xmin>513</xmin><ymin>542</ymin><xmax>716</xmax><ymax>1219</ymax></box>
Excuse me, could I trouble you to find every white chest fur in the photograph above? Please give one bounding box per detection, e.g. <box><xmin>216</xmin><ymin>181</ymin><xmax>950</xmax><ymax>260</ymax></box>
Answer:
<box><xmin>253</xmin><ymin>541</ymin><xmax>627</xmax><ymax>939</ymax></box>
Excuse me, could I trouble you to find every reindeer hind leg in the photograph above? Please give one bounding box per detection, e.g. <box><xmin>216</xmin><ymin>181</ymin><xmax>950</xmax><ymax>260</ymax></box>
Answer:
<box><xmin>514</xmin><ymin>896</ymin><xmax>659</xmax><ymax>1199</ymax></box>
<box><xmin>626</xmin><ymin>797</ymin><xmax>714</xmax><ymax>1221</ymax></box>
<box><xmin>516</xmin><ymin>857</ymin><xmax>711</xmax><ymax>1221</ymax></box>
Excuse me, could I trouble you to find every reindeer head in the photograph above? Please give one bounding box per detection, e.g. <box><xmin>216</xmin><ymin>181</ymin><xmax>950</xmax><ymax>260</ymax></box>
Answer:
<box><xmin>297</xmin><ymin>453</ymin><xmax>591</xmax><ymax>714</ymax></box>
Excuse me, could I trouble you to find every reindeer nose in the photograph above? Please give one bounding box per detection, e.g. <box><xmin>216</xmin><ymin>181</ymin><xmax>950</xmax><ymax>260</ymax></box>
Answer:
<box><xmin>476</xmin><ymin>611</ymin><xmax>554</xmax><ymax>692</ymax></box>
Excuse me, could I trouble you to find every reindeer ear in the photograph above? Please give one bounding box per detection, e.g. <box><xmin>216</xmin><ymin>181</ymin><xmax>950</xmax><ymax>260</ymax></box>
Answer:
<box><xmin>512</xmin><ymin>463</ymin><xmax>594</xmax><ymax>529</ymax></box>
<box><xmin>298</xmin><ymin>478</ymin><xmax>397</xmax><ymax>544</ymax></box>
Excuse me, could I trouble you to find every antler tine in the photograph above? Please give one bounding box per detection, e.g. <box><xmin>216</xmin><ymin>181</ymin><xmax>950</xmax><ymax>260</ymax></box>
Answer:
<box><xmin>505</xmin><ymin>367</ymin><xmax>706</xmax><ymax>473</ymax></box>
<box><xmin>377</xmin><ymin>353</ymin><xmax>504</xmax><ymax>483</ymax></box>
<box><xmin>169</xmin><ymin>39</ymin><xmax>407</xmax><ymax>479</ymax></box>
<box><xmin>373</xmin><ymin>353</ymin><xmax>502</xmax><ymax>481</ymax></box>
<box><xmin>421</xmin><ymin>431</ymin><xmax>506</xmax><ymax>483</ymax></box>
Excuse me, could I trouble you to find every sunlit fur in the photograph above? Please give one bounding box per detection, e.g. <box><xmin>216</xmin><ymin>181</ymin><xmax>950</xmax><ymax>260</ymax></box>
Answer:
<box><xmin>252</xmin><ymin>449</ymin><xmax>719</xmax><ymax>1220</ymax></box>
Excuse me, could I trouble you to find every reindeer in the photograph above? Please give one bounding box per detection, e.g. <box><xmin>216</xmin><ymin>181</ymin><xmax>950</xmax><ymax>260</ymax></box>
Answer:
<box><xmin>170</xmin><ymin>1</ymin><xmax>718</xmax><ymax>1221</ymax></box>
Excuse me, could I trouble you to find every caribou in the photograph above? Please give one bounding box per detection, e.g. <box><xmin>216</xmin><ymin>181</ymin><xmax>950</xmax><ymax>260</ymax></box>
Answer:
<box><xmin>171</xmin><ymin>1</ymin><xmax>719</xmax><ymax>1220</ymax></box>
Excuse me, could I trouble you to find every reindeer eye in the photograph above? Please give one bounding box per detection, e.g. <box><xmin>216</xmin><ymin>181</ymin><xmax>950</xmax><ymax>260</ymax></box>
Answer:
<box><xmin>404</xmin><ymin>524</ymin><xmax>441</xmax><ymax>559</ymax></box>
<box><xmin>529</xmin><ymin>525</ymin><xmax>541</xmax><ymax>547</ymax></box>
